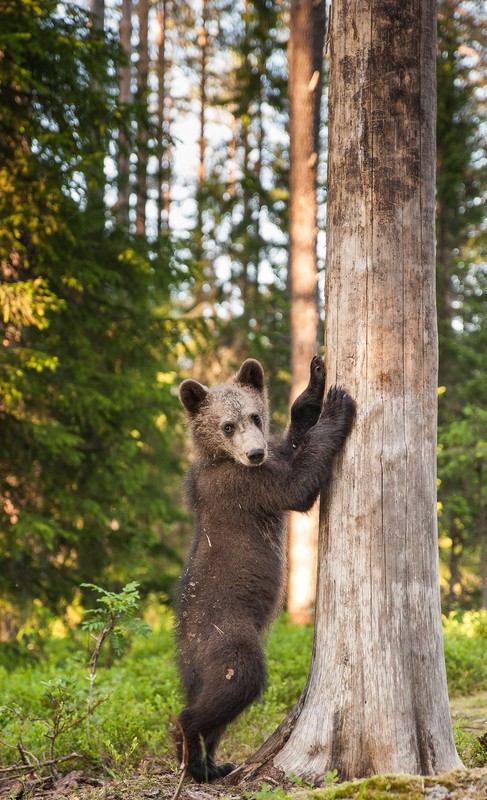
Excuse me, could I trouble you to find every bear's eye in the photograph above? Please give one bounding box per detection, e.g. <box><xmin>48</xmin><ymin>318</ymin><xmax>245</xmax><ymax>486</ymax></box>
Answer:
<box><xmin>222</xmin><ymin>422</ymin><xmax>235</xmax><ymax>436</ymax></box>
<box><xmin>251</xmin><ymin>414</ymin><xmax>262</xmax><ymax>429</ymax></box>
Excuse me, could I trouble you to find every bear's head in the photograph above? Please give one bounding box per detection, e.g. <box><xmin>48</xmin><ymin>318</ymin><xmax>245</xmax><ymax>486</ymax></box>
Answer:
<box><xmin>179</xmin><ymin>359</ymin><xmax>269</xmax><ymax>466</ymax></box>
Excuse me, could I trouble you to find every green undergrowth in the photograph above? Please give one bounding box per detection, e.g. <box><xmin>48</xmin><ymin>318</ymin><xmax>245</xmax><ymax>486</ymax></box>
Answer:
<box><xmin>0</xmin><ymin>614</ymin><xmax>314</xmax><ymax>776</ymax></box>
<box><xmin>0</xmin><ymin>610</ymin><xmax>486</xmax><ymax>778</ymax></box>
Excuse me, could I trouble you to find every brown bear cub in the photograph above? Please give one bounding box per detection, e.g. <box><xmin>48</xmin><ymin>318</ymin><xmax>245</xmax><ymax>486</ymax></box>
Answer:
<box><xmin>175</xmin><ymin>356</ymin><xmax>355</xmax><ymax>782</ymax></box>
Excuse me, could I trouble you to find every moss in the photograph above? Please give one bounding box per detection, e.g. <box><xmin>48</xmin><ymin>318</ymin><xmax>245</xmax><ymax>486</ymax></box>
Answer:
<box><xmin>300</xmin><ymin>773</ymin><xmax>425</xmax><ymax>800</ymax></box>
<box><xmin>293</xmin><ymin>770</ymin><xmax>487</xmax><ymax>800</ymax></box>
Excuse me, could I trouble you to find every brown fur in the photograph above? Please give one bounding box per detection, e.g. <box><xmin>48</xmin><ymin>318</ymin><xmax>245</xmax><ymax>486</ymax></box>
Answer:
<box><xmin>175</xmin><ymin>356</ymin><xmax>355</xmax><ymax>782</ymax></box>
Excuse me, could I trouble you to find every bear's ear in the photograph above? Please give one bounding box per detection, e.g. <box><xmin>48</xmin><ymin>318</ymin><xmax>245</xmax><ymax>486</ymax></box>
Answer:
<box><xmin>236</xmin><ymin>359</ymin><xmax>265</xmax><ymax>393</ymax></box>
<box><xmin>179</xmin><ymin>379</ymin><xmax>208</xmax><ymax>415</ymax></box>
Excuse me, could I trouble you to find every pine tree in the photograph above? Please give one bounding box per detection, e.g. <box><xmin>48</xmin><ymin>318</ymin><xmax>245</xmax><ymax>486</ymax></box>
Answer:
<box><xmin>436</xmin><ymin>0</ymin><xmax>487</xmax><ymax>609</ymax></box>
<box><xmin>0</xmin><ymin>0</ymin><xmax>181</xmax><ymax>635</ymax></box>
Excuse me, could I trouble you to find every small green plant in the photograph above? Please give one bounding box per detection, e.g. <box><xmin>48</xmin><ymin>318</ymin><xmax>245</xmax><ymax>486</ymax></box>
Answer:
<box><xmin>246</xmin><ymin>782</ymin><xmax>288</xmax><ymax>800</ymax></box>
<box><xmin>103</xmin><ymin>735</ymin><xmax>140</xmax><ymax>780</ymax></box>
<box><xmin>324</xmin><ymin>768</ymin><xmax>339</xmax><ymax>784</ymax></box>
<box><xmin>81</xmin><ymin>581</ymin><xmax>151</xmax><ymax>685</ymax></box>
<box><xmin>0</xmin><ymin>677</ymin><xmax>105</xmax><ymax>779</ymax></box>
<box><xmin>0</xmin><ymin>582</ymin><xmax>152</xmax><ymax>781</ymax></box>
<box><xmin>39</xmin><ymin>676</ymin><xmax>106</xmax><ymax>767</ymax></box>
<box><xmin>288</xmin><ymin>771</ymin><xmax>305</xmax><ymax>787</ymax></box>
<box><xmin>357</xmin><ymin>779</ymin><xmax>368</xmax><ymax>799</ymax></box>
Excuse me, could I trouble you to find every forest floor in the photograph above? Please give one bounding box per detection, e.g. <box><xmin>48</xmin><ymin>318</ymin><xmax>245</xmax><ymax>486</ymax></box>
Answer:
<box><xmin>2</xmin><ymin>692</ymin><xmax>486</xmax><ymax>800</ymax></box>
<box><xmin>3</xmin><ymin>766</ymin><xmax>487</xmax><ymax>800</ymax></box>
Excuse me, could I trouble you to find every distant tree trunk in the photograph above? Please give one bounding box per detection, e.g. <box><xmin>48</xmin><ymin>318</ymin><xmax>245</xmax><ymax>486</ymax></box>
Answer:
<box><xmin>90</xmin><ymin>0</ymin><xmax>104</xmax><ymax>29</ymax></box>
<box><xmin>447</xmin><ymin>530</ymin><xmax>463</xmax><ymax>609</ymax></box>
<box><xmin>239</xmin><ymin>0</ymin><xmax>251</xmax><ymax>306</ymax></box>
<box><xmin>135</xmin><ymin>0</ymin><xmax>149</xmax><ymax>237</ymax></box>
<box><xmin>118</xmin><ymin>0</ymin><xmax>132</xmax><ymax>227</ymax></box>
<box><xmin>156</xmin><ymin>0</ymin><xmax>171</xmax><ymax>235</ymax></box>
<box><xmin>194</xmin><ymin>0</ymin><xmax>208</xmax><ymax>265</ymax></box>
<box><xmin>287</xmin><ymin>0</ymin><xmax>326</xmax><ymax>626</ymax></box>
<box><xmin>87</xmin><ymin>0</ymin><xmax>106</xmax><ymax>226</ymax></box>
<box><xmin>231</xmin><ymin>0</ymin><xmax>462</xmax><ymax>782</ymax></box>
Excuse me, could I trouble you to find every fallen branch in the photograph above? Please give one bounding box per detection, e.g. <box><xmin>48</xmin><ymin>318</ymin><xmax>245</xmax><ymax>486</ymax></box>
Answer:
<box><xmin>0</xmin><ymin>752</ymin><xmax>82</xmax><ymax>776</ymax></box>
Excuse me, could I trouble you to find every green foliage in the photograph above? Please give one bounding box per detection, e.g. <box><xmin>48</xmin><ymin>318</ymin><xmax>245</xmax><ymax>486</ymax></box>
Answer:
<box><xmin>81</xmin><ymin>582</ymin><xmax>151</xmax><ymax>663</ymax></box>
<box><xmin>443</xmin><ymin>611</ymin><xmax>487</xmax><ymax>695</ymax></box>
<box><xmin>0</xmin><ymin>0</ymin><xmax>185</xmax><ymax>634</ymax></box>
<box><xmin>453</xmin><ymin>718</ymin><xmax>487</xmax><ymax>768</ymax></box>
<box><xmin>436</xmin><ymin>0</ymin><xmax>487</xmax><ymax>611</ymax></box>
<box><xmin>0</xmin><ymin>606</ymin><xmax>178</xmax><ymax>775</ymax></box>
<box><xmin>246</xmin><ymin>783</ymin><xmax>288</xmax><ymax>800</ymax></box>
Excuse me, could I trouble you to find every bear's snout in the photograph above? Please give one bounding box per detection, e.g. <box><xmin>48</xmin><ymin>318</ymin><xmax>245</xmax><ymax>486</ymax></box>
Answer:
<box><xmin>247</xmin><ymin>448</ymin><xmax>266</xmax><ymax>465</ymax></box>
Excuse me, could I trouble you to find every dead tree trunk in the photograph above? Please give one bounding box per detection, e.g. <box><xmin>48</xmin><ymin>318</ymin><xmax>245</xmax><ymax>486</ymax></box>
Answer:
<box><xmin>231</xmin><ymin>0</ymin><xmax>462</xmax><ymax>782</ymax></box>
<box><xmin>287</xmin><ymin>0</ymin><xmax>326</xmax><ymax>626</ymax></box>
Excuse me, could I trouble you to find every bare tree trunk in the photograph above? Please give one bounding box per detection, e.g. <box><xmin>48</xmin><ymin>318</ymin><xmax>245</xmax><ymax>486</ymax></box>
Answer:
<box><xmin>135</xmin><ymin>0</ymin><xmax>149</xmax><ymax>237</ymax></box>
<box><xmin>87</xmin><ymin>0</ymin><xmax>106</xmax><ymax>226</ymax></box>
<box><xmin>447</xmin><ymin>528</ymin><xmax>464</xmax><ymax>609</ymax></box>
<box><xmin>118</xmin><ymin>0</ymin><xmax>132</xmax><ymax>227</ymax></box>
<box><xmin>287</xmin><ymin>0</ymin><xmax>326</xmax><ymax>625</ymax></box>
<box><xmin>156</xmin><ymin>0</ymin><xmax>171</xmax><ymax>235</ymax></box>
<box><xmin>90</xmin><ymin>0</ymin><xmax>104</xmax><ymax>29</ymax></box>
<box><xmin>194</xmin><ymin>0</ymin><xmax>208</xmax><ymax>265</ymax></box>
<box><xmin>231</xmin><ymin>0</ymin><xmax>461</xmax><ymax>782</ymax></box>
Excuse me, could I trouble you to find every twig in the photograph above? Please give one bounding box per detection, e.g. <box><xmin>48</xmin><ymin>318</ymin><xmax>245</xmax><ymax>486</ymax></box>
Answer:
<box><xmin>16</xmin><ymin>741</ymin><xmax>37</xmax><ymax>769</ymax></box>
<box><xmin>0</xmin><ymin>752</ymin><xmax>82</xmax><ymax>776</ymax></box>
<box><xmin>171</xmin><ymin>714</ymin><xmax>188</xmax><ymax>800</ymax></box>
<box><xmin>88</xmin><ymin>617</ymin><xmax>116</xmax><ymax>685</ymax></box>
<box><xmin>171</xmin><ymin>765</ymin><xmax>188</xmax><ymax>800</ymax></box>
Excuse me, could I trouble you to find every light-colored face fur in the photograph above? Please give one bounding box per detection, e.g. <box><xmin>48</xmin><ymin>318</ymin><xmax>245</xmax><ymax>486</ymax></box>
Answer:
<box><xmin>179</xmin><ymin>359</ymin><xmax>269</xmax><ymax>466</ymax></box>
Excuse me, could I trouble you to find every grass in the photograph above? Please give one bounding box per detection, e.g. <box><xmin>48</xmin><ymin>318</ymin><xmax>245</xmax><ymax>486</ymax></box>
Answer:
<box><xmin>0</xmin><ymin>608</ymin><xmax>486</xmax><ymax>781</ymax></box>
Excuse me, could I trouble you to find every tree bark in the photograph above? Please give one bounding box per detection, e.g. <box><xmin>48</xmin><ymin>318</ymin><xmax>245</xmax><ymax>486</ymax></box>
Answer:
<box><xmin>118</xmin><ymin>0</ymin><xmax>132</xmax><ymax>227</ymax></box>
<box><xmin>87</xmin><ymin>0</ymin><xmax>106</xmax><ymax>226</ymax></box>
<box><xmin>90</xmin><ymin>0</ymin><xmax>105</xmax><ymax>29</ymax></box>
<box><xmin>194</xmin><ymin>0</ymin><xmax>208</xmax><ymax>267</ymax></box>
<box><xmin>287</xmin><ymin>0</ymin><xmax>326</xmax><ymax>625</ymax></box>
<box><xmin>156</xmin><ymin>0</ymin><xmax>171</xmax><ymax>236</ymax></box>
<box><xmin>231</xmin><ymin>0</ymin><xmax>462</xmax><ymax>783</ymax></box>
<box><xmin>135</xmin><ymin>0</ymin><xmax>149</xmax><ymax>237</ymax></box>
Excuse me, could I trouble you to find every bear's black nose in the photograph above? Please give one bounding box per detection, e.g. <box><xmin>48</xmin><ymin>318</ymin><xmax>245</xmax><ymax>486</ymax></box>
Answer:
<box><xmin>247</xmin><ymin>448</ymin><xmax>265</xmax><ymax>465</ymax></box>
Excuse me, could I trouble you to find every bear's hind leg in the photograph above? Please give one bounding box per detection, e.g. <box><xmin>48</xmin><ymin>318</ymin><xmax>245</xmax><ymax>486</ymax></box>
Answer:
<box><xmin>204</xmin><ymin>724</ymin><xmax>236</xmax><ymax>779</ymax></box>
<box><xmin>177</xmin><ymin>708</ymin><xmax>236</xmax><ymax>782</ymax></box>
<box><xmin>176</xmin><ymin>637</ymin><xmax>266</xmax><ymax>782</ymax></box>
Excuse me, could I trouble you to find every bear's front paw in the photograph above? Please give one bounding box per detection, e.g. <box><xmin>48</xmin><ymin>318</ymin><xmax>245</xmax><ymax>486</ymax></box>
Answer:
<box><xmin>289</xmin><ymin>356</ymin><xmax>326</xmax><ymax>432</ymax></box>
<box><xmin>309</xmin><ymin>354</ymin><xmax>325</xmax><ymax>389</ymax></box>
<box><xmin>322</xmin><ymin>385</ymin><xmax>357</xmax><ymax>423</ymax></box>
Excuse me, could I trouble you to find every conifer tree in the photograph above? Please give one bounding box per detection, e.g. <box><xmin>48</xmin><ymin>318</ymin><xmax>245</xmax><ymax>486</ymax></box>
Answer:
<box><xmin>0</xmin><ymin>0</ymin><xmax>181</xmax><ymax>634</ymax></box>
